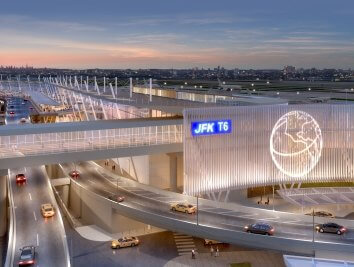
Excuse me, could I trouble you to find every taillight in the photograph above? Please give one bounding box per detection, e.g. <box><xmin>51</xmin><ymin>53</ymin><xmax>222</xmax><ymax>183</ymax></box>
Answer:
<box><xmin>341</xmin><ymin>227</ymin><xmax>346</xmax><ymax>231</ymax></box>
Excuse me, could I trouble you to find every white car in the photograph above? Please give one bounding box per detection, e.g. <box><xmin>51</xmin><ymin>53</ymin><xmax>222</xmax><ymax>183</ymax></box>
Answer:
<box><xmin>171</xmin><ymin>203</ymin><xmax>196</xmax><ymax>214</ymax></box>
<box><xmin>41</xmin><ymin>203</ymin><xmax>55</xmax><ymax>218</ymax></box>
<box><xmin>111</xmin><ymin>237</ymin><xmax>139</xmax><ymax>249</ymax></box>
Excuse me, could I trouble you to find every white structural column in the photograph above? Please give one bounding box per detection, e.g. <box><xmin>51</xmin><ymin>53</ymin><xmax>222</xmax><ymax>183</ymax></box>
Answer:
<box><xmin>149</xmin><ymin>78</ymin><xmax>152</xmax><ymax>102</ymax></box>
<box><xmin>94</xmin><ymin>77</ymin><xmax>100</xmax><ymax>95</ymax></box>
<box><xmin>88</xmin><ymin>96</ymin><xmax>97</xmax><ymax>120</ymax></box>
<box><xmin>109</xmin><ymin>83</ymin><xmax>115</xmax><ymax>99</ymax></box>
<box><xmin>103</xmin><ymin>77</ymin><xmax>106</xmax><ymax>94</ymax></box>
<box><xmin>115</xmin><ymin>77</ymin><xmax>118</xmax><ymax>96</ymax></box>
<box><xmin>129</xmin><ymin>77</ymin><xmax>133</xmax><ymax>98</ymax></box>
<box><xmin>168</xmin><ymin>153</ymin><xmax>178</xmax><ymax>192</ymax></box>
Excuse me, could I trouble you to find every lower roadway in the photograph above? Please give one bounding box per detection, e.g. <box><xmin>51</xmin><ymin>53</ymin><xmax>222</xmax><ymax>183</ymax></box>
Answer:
<box><xmin>9</xmin><ymin>167</ymin><xmax>69</xmax><ymax>267</ymax></box>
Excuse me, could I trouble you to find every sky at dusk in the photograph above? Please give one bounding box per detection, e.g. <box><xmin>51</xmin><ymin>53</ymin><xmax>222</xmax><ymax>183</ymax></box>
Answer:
<box><xmin>0</xmin><ymin>0</ymin><xmax>353</xmax><ymax>69</ymax></box>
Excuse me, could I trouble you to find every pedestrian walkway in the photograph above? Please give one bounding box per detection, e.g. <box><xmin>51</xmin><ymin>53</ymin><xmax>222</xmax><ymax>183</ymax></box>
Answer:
<box><xmin>164</xmin><ymin>251</ymin><xmax>285</xmax><ymax>267</ymax></box>
<box><xmin>173</xmin><ymin>232</ymin><xmax>197</xmax><ymax>256</ymax></box>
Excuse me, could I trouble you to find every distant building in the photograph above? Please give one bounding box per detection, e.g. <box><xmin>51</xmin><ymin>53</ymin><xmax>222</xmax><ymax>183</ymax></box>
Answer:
<box><xmin>283</xmin><ymin>65</ymin><xmax>296</xmax><ymax>75</ymax></box>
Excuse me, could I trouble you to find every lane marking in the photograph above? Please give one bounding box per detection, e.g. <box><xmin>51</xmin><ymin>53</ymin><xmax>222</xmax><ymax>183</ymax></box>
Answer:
<box><xmin>29</xmin><ymin>193</ymin><xmax>32</xmax><ymax>200</ymax></box>
<box><xmin>36</xmin><ymin>233</ymin><xmax>39</xmax><ymax>246</ymax></box>
<box><xmin>33</xmin><ymin>211</ymin><xmax>37</xmax><ymax>221</ymax></box>
<box><xmin>281</xmin><ymin>231</ymin><xmax>308</xmax><ymax>236</ymax></box>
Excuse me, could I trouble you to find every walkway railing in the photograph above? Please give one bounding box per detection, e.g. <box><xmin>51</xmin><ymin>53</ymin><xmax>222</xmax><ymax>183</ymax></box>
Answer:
<box><xmin>0</xmin><ymin>124</ymin><xmax>183</xmax><ymax>160</ymax></box>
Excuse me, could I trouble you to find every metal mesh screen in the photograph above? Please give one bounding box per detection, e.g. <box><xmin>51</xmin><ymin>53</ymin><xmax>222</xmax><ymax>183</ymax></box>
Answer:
<box><xmin>184</xmin><ymin>105</ymin><xmax>354</xmax><ymax>195</ymax></box>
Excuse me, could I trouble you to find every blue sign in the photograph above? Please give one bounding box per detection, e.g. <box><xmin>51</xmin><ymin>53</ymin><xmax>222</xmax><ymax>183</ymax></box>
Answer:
<box><xmin>191</xmin><ymin>120</ymin><xmax>232</xmax><ymax>136</ymax></box>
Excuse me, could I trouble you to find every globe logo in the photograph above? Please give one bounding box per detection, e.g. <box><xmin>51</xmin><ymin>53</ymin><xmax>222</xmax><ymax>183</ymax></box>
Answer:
<box><xmin>270</xmin><ymin>111</ymin><xmax>323</xmax><ymax>177</ymax></box>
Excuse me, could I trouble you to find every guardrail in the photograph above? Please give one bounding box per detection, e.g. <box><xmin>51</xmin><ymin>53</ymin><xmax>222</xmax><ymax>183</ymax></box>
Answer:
<box><xmin>40</xmin><ymin>166</ymin><xmax>71</xmax><ymax>267</ymax></box>
<box><xmin>4</xmin><ymin>172</ymin><xmax>16</xmax><ymax>267</ymax></box>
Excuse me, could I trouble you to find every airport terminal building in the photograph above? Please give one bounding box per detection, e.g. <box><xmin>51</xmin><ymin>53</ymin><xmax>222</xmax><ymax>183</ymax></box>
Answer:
<box><xmin>184</xmin><ymin>105</ymin><xmax>354</xmax><ymax>195</ymax></box>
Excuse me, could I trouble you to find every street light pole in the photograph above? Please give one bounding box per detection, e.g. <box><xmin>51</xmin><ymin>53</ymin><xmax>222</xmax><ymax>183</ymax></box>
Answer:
<box><xmin>197</xmin><ymin>195</ymin><xmax>199</xmax><ymax>225</ymax></box>
<box><xmin>312</xmin><ymin>209</ymin><xmax>315</xmax><ymax>256</ymax></box>
<box><xmin>117</xmin><ymin>179</ymin><xmax>119</xmax><ymax>195</ymax></box>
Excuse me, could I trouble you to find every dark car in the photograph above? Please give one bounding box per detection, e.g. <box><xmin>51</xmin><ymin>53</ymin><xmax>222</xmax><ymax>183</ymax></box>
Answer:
<box><xmin>18</xmin><ymin>245</ymin><xmax>35</xmax><ymax>265</ymax></box>
<box><xmin>16</xmin><ymin>174</ymin><xmax>27</xmax><ymax>184</ymax></box>
<box><xmin>108</xmin><ymin>195</ymin><xmax>125</xmax><ymax>202</ymax></box>
<box><xmin>316</xmin><ymin>223</ymin><xmax>346</xmax><ymax>235</ymax></box>
<box><xmin>244</xmin><ymin>222</ymin><xmax>274</xmax><ymax>235</ymax></box>
<box><xmin>69</xmin><ymin>170</ymin><xmax>80</xmax><ymax>178</ymax></box>
<box><xmin>306</xmin><ymin>211</ymin><xmax>334</xmax><ymax>218</ymax></box>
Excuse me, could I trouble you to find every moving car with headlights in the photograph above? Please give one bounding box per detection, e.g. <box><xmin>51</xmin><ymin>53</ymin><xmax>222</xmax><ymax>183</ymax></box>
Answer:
<box><xmin>204</xmin><ymin>239</ymin><xmax>223</xmax><ymax>245</ymax></box>
<box><xmin>108</xmin><ymin>194</ymin><xmax>125</xmax><ymax>202</ymax></box>
<box><xmin>16</xmin><ymin>173</ymin><xmax>27</xmax><ymax>184</ymax></box>
<box><xmin>171</xmin><ymin>203</ymin><xmax>196</xmax><ymax>214</ymax></box>
<box><xmin>69</xmin><ymin>170</ymin><xmax>80</xmax><ymax>178</ymax></box>
<box><xmin>19</xmin><ymin>118</ymin><xmax>28</xmax><ymax>124</ymax></box>
<box><xmin>41</xmin><ymin>203</ymin><xmax>55</xmax><ymax>218</ymax></box>
<box><xmin>111</xmin><ymin>237</ymin><xmax>139</xmax><ymax>249</ymax></box>
<box><xmin>244</xmin><ymin>222</ymin><xmax>274</xmax><ymax>235</ymax></box>
<box><xmin>315</xmin><ymin>223</ymin><xmax>346</xmax><ymax>235</ymax></box>
<box><xmin>18</xmin><ymin>245</ymin><xmax>35</xmax><ymax>265</ymax></box>
<box><xmin>306</xmin><ymin>211</ymin><xmax>334</xmax><ymax>218</ymax></box>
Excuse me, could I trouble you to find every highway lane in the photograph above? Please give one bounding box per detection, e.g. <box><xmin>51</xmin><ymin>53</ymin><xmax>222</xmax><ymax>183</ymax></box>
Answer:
<box><xmin>61</xmin><ymin>161</ymin><xmax>354</xmax><ymax>247</ymax></box>
<box><xmin>5</xmin><ymin>97</ymin><xmax>33</xmax><ymax>125</ymax></box>
<box><xmin>9</xmin><ymin>167</ymin><xmax>69</xmax><ymax>267</ymax></box>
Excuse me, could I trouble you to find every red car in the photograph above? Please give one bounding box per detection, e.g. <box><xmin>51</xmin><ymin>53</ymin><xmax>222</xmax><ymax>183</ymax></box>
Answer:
<box><xmin>69</xmin><ymin>170</ymin><xmax>80</xmax><ymax>178</ymax></box>
<box><xmin>16</xmin><ymin>174</ymin><xmax>26</xmax><ymax>184</ymax></box>
<box><xmin>9</xmin><ymin>111</ymin><xmax>15</xmax><ymax>115</ymax></box>
<box><xmin>19</xmin><ymin>245</ymin><xmax>35</xmax><ymax>265</ymax></box>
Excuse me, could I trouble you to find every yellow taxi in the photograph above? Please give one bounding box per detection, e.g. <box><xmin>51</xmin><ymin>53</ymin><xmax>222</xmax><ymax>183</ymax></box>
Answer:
<box><xmin>41</xmin><ymin>203</ymin><xmax>55</xmax><ymax>218</ymax></box>
<box><xmin>111</xmin><ymin>237</ymin><xmax>139</xmax><ymax>249</ymax></box>
<box><xmin>171</xmin><ymin>203</ymin><xmax>196</xmax><ymax>214</ymax></box>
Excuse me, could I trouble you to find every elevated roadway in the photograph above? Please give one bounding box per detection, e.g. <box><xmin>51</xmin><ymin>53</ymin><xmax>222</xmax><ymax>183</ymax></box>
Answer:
<box><xmin>60</xmin><ymin>161</ymin><xmax>354</xmax><ymax>256</ymax></box>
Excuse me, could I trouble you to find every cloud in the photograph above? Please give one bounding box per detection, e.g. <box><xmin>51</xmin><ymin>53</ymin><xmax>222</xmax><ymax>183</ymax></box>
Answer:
<box><xmin>0</xmin><ymin>15</ymin><xmax>106</xmax><ymax>33</ymax></box>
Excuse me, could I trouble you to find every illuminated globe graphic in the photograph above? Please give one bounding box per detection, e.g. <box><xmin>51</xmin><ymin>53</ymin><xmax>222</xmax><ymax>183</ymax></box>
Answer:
<box><xmin>270</xmin><ymin>111</ymin><xmax>323</xmax><ymax>177</ymax></box>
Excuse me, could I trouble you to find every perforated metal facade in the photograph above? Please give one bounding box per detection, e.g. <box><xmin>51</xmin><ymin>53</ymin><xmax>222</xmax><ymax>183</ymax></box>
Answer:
<box><xmin>184</xmin><ymin>105</ymin><xmax>354</xmax><ymax>196</ymax></box>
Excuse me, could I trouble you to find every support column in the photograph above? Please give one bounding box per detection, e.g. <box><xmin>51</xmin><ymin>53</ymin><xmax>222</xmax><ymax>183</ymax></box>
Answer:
<box><xmin>168</xmin><ymin>154</ymin><xmax>177</xmax><ymax>192</ymax></box>
<box><xmin>0</xmin><ymin>169</ymin><xmax>8</xmax><ymax>237</ymax></box>
<box><xmin>62</xmin><ymin>184</ymin><xmax>69</xmax><ymax>207</ymax></box>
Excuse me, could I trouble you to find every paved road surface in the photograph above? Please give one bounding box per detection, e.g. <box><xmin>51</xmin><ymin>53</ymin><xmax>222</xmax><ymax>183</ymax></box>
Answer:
<box><xmin>5</xmin><ymin>97</ymin><xmax>33</xmax><ymax>125</ymax></box>
<box><xmin>62</xmin><ymin>161</ymin><xmax>354</xmax><ymax>248</ymax></box>
<box><xmin>9</xmin><ymin>167</ymin><xmax>69</xmax><ymax>267</ymax></box>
